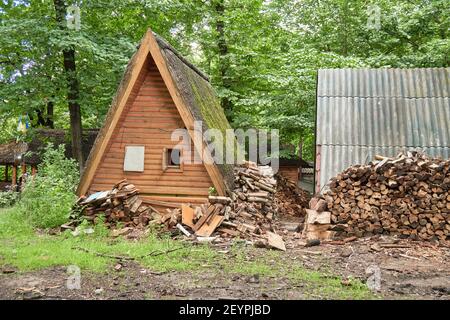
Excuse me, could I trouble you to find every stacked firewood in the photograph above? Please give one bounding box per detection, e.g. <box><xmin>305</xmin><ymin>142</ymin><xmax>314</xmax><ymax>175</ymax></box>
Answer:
<box><xmin>70</xmin><ymin>180</ymin><xmax>159</xmax><ymax>228</ymax></box>
<box><xmin>231</xmin><ymin>162</ymin><xmax>278</xmax><ymax>220</ymax></box>
<box><xmin>322</xmin><ymin>152</ymin><xmax>450</xmax><ymax>242</ymax></box>
<box><xmin>177</xmin><ymin>162</ymin><xmax>286</xmax><ymax>250</ymax></box>
<box><xmin>302</xmin><ymin>198</ymin><xmax>333</xmax><ymax>241</ymax></box>
<box><xmin>275</xmin><ymin>173</ymin><xmax>310</xmax><ymax>217</ymax></box>
<box><xmin>70</xmin><ymin>161</ymin><xmax>311</xmax><ymax>250</ymax></box>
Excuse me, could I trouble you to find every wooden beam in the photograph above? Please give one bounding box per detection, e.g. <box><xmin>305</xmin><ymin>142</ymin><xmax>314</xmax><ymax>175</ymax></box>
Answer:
<box><xmin>141</xmin><ymin>199</ymin><xmax>182</xmax><ymax>209</ymax></box>
<box><xmin>21</xmin><ymin>163</ymin><xmax>26</xmax><ymax>175</ymax></box>
<box><xmin>31</xmin><ymin>166</ymin><xmax>37</xmax><ymax>177</ymax></box>
<box><xmin>11</xmin><ymin>166</ymin><xmax>17</xmax><ymax>187</ymax></box>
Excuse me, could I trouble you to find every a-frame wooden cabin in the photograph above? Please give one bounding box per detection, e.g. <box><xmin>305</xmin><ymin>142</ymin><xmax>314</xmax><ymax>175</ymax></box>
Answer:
<box><xmin>77</xmin><ymin>29</ymin><xmax>234</xmax><ymax>206</ymax></box>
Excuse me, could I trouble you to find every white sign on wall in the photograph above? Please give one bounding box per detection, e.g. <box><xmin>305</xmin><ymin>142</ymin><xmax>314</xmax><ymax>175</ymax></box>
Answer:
<box><xmin>123</xmin><ymin>146</ymin><xmax>145</xmax><ymax>172</ymax></box>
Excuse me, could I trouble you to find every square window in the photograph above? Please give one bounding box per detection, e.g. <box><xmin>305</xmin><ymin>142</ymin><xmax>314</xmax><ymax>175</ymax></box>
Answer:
<box><xmin>167</xmin><ymin>148</ymin><xmax>180</xmax><ymax>167</ymax></box>
<box><xmin>163</xmin><ymin>148</ymin><xmax>182</xmax><ymax>171</ymax></box>
<box><xmin>123</xmin><ymin>146</ymin><xmax>145</xmax><ymax>172</ymax></box>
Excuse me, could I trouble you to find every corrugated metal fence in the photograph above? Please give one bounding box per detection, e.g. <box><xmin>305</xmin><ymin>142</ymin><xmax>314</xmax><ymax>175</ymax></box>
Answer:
<box><xmin>316</xmin><ymin>68</ymin><xmax>450</xmax><ymax>192</ymax></box>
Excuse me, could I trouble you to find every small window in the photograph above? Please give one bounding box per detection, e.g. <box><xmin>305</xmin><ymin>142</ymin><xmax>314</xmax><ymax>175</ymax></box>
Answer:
<box><xmin>168</xmin><ymin>148</ymin><xmax>181</xmax><ymax>166</ymax></box>
<box><xmin>163</xmin><ymin>148</ymin><xmax>182</xmax><ymax>171</ymax></box>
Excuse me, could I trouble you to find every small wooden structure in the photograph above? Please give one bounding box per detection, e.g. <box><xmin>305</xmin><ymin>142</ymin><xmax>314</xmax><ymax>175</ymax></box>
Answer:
<box><xmin>77</xmin><ymin>29</ymin><xmax>234</xmax><ymax>207</ymax></box>
<box><xmin>0</xmin><ymin>129</ymin><xmax>98</xmax><ymax>191</ymax></box>
<box><xmin>278</xmin><ymin>157</ymin><xmax>312</xmax><ymax>185</ymax></box>
<box><xmin>0</xmin><ymin>141</ymin><xmax>28</xmax><ymax>190</ymax></box>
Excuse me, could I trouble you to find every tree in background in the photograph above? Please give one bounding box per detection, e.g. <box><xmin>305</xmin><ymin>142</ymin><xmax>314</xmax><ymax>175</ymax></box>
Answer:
<box><xmin>1</xmin><ymin>0</ymin><xmax>448</xmax><ymax>162</ymax></box>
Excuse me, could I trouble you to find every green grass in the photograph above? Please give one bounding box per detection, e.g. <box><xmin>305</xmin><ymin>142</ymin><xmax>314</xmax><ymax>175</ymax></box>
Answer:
<box><xmin>0</xmin><ymin>208</ymin><xmax>377</xmax><ymax>299</ymax></box>
<box><xmin>0</xmin><ymin>208</ymin><xmax>216</xmax><ymax>273</ymax></box>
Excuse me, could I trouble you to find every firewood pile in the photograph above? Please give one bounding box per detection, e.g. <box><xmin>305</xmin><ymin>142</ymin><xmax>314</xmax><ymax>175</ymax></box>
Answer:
<box><xmin>321</xmin><ymin>152</ymin><xmax>450</xmax><ymax>242</ymax></box>
<box><xmin>302</xmin><ymin>198</ymin><xmax>333</xmax><ymax>241</ymax></box>
<box><xmin>69</xmin><ymin>180</ymin><xmax>159</xmax><ymax>228</ymax></box>
<box><xmin>69</xmin><ymin>161</ymin><xmax>311</xmax><ymax>250</ymax></box>
<box><xmin>174</xmin><ymin>162</ymin><xmax>286</xmax><ymax>250</ymax></box>
<box><xmin>275</xmin><ymin>173</ymin><xmax>310</xmax><ymax>217</ymax></box>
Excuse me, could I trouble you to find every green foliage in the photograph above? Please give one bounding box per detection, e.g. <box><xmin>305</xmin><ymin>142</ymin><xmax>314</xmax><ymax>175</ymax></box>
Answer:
<box><xmin>0</xmin><ymin>190</ymin><xmax>20</xmax><ymax>208</ymax></box>
<box><xmin>15</xmin><ymin>143</ymin><xmax>79</xmax><ymax>228</ymax></box>
<box><xmin>1</xmin><ymin>0</ymin><xmax>448</xmax><ymax>161</ymax></box>
<box><xmin>208</xmin><ymin>186</ymin><xmax>217</xmax><ymax>196</ymax></box>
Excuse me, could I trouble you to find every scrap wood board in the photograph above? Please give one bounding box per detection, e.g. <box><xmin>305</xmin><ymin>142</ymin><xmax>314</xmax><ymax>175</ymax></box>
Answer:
<box><xmin>181</xmin><ymin>204</ymin><xmax>195</xmax><ymax>228</ymax></box>
<box><xmin>195</xmin><ymin>214</ymin><xmax>225</xmax><ymax>237</ymax></box>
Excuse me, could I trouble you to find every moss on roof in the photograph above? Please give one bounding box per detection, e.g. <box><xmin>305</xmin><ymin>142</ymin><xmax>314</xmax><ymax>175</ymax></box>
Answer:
<box><xmin>162</xmin><ymin>48</ymin><xmax>235</xmax><ymax>192</ymax></box>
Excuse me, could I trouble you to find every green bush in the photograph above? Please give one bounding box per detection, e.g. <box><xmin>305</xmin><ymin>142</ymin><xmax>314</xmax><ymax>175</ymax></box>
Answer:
<box><xmin>17</xmin><ymin>143</ymin><xmax>79</xmax><ymax>228</ymax></box>
<box><xmin>0</xmin><ymin>190</ymin><xmax>19</xmax><ymax>208</ymax></box>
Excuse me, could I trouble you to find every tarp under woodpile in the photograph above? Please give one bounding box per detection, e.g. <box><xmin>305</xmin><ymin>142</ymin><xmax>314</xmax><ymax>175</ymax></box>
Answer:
<box><xmin>0</xmin><ymin>129</ymin><xmax>98</xmax><ymax>165</ymax></box>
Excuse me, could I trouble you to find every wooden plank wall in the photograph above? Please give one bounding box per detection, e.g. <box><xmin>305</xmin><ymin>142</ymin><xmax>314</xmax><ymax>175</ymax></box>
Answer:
<box><xmin>279</xmin><ymin>166</ymin><xmax>299</xmax><ymax>184</ymax></box>
<box><xmin>89</xmin><ymin>57</ymin><xmax>212</xmax><ymax>204</ymax></box>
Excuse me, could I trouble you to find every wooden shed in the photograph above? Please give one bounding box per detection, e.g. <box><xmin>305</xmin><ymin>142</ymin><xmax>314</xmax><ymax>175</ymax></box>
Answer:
<box><xmin>77</xmin><ymin>29</ymin><xmax>235</xmax><ymax>207</ymax></box>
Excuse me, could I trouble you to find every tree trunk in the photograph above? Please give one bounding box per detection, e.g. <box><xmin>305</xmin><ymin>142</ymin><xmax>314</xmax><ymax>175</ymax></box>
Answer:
<box><xmin>46</xmin><ymin>99</ymin><xmax>55</xmax><ymax>129</ymax></box>
<box><xmin>34</xmin><ymin>108</ymin><xmax>47</xmax><ymax>127</ymax></box>
<box><xmin>32</xmin><ymin>99</ymin><xmax>54</xmax><ymax>128</ymax></box>
<box><xmin>340</xmin><ymin>0</ymin><xmax>349</xmax><ymax>56</ymax></box>
<box><xmin>53</xmin><ymin>0</ymin><xmax>84</xmax><ymax>171</ymax></box>
<box><xmin>213</xmin><ymin>0</ymin><xmax>233</xmax><ymax>119</ymax></box>
<box><xmin>298</xmin><ymin>138</ymin><xmax>303</xmax><ymax>181</ymax></box>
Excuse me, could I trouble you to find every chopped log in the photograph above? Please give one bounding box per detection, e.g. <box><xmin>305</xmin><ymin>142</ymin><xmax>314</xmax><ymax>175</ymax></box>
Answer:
<box><xmin>247</xmin><ymin>192</ymin><xmax>269</xmax><ymax>198</ymax></box>
<box><xmin>219</xmin><ymin>227</ymin><xmax>240</xmax><ymax>237</ymax></box>
<box><xmin>267</xmin><ymin>232</ymin><xmax>286</xmax><ymax>251</ymax></box>
<box><xmin>130</xmin><ymin>198</ymin><xmax>142</xmax><ymax>214</ymax></box>
<box><xmin>247</xmin><ymin>196</ymin><xmax>269</xmax><ymax>203</ymax></box>
<box><xmin>311</xmin><ymin>199</ymin><xmax>328</xmax><ymax>212</ymax></box>
<box><xmin>254</xmin><ymin>181</ymin><xmax>276</xmax><ymax>193</ymax></box>
<box><xmin>208</xmin><ymin>196</ymin><xmax>232</xmax><ymax>204</ymax></box>
<box><xmin>305</xmin><ymin>209</ymin><xmax>331</xmax><ymax>225</ymax></box>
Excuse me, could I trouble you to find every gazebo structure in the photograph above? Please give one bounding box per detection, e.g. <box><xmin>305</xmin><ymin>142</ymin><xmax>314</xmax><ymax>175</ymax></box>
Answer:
<box><xmin>0</xmin><ymin>129</ymin><xmax>98</xmax><ymax>191</ymax></box>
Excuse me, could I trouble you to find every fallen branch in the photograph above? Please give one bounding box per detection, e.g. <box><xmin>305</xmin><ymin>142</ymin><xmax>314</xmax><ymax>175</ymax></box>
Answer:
<box><xmin>73</xmin><ymin>246</ymin><xmax>184</xmax><ymax>260</ymax></box>
<box><xmin>73</xmin><ymin>246</ymin><xmax>135</xmax><ymax>260</ymax></box>
<box><xmin>398</xmin><ymin>253</ymin><xmax>421</xmax><ymax>261</ymax></box>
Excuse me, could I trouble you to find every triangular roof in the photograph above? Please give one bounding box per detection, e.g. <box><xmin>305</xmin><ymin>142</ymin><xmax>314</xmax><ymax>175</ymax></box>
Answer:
<box><xmin>77</xmin><ymin>29</ymin><xmax>234</xmax><ymax>196</ymax></box>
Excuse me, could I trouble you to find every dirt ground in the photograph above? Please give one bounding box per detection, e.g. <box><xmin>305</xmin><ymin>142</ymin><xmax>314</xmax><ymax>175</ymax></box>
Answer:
<box><xmin>1</xmin><ymin>214</ymin><xmax>449</xmax><ymax>300</ymax></box>
<box><xmin>278</xmin><ymin>216</ymin><xmax>450</xmax><ymax>300</ymax></box>
<box><xmin>283</xmin><ymin>238</ymin><xmax>450</xmax><ymax>299</ymax></box>
<box><xmin>0</xmin><ymin>263</ymin><xmax>314</xmax><ymax>300</ymax></box>
<box><xmin>1</xmin><ymin>232</ymin><xmax>449</xmax><ymax>300</ymax></box>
